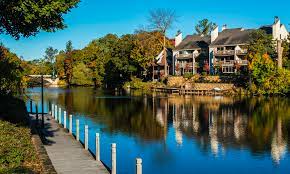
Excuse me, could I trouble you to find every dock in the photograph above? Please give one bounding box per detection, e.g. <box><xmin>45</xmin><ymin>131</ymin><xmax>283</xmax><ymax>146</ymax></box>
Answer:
<box><xmin>153</xmin><ymin>87</ymin><xmax>225</xmax><ymax>95</ymax></box>
<box><xmin>35</xmin><ymin>114</ymin><xmax>109</xmax><ymax>174</ymax></box>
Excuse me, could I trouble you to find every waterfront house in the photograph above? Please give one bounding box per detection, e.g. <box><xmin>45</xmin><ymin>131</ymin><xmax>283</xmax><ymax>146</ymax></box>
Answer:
<box><xmin>209</xmin><ymin>17</ymin><xmax>289</xmax><ymax>74</ymax></box>
<box><xmin>173</xmin><ymin>31</ymin><xmax>210</xmax><ymax>75</ymax></box>
<box><xmin>149</xmin><ymin>48</ymin><xmax>173</xmax><ymax>80</ymax></box>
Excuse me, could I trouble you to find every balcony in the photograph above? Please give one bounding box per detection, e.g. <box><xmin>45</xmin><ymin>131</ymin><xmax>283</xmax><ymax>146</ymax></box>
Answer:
<box><xmin>176</xmin><ymin>53</ymin><xmax>193</xmax><ymax>59</ymax></box>
<box><xmin>213</xmin><ymin>60</ymin><xmax>248</xmax><ymax>66</ymax></box>
<box><xmin>236</xmin><ymin>49</ymin><xmax>248</xmax><ymax>55</ymax></box>
<box><xmin>214</xmin><ymin>50</ymin><xmax>235</xmax><ymax>56</ymax></box>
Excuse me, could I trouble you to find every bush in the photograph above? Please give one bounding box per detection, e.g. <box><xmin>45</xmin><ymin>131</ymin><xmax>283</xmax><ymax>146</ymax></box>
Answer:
<box><xmin>183</xmin><ymin>72</ymin><xmax>194</xmax><ymax>79</ymax></box>
<box><xmin>123</xmin><ymin>77</ymin><xmax>164</xmax><ymax>91</ymax></box>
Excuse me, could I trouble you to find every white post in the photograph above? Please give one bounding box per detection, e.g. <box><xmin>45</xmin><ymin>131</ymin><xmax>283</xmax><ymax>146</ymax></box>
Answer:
<box><xmin>111</xmin><ymin>143</ymin><xmax>116</xmax><ymax>174</ymax></box>
<box><xmin>136</xmin><ymin>158</ymin><xmax>142</xmax><ymax>174</ymax></box>
<box><xmin>52</xmin><ymin>104</ymin><xmax>54</xmax><ymax>118</ymax></box>
<box><xmin>85</xmin><ymin>125</ymin><xmax>88</xmax><ymax>150</ymax></box>
<box><xmin>69</xmin><ymin>115</ymin><xmax>73</xmax><ymax>134</ymax></box>
<box><xmin>55</xmin><ymin>105</ymin><xmax>58</xmax><ymax>121</ymax></box>
<box><xmin>64</xmin><ymin>111</ymin><xmax>67</xmax><ymax>128</ymax></box>
<box><xmin>76</xmin><ymin>119</ymin><xmax>79</xmax><ymax>141</ymax></box>
<box><xmin>58</xmin><ymin>108</ymin><xmax>62</xmax><ymax>124</ymax></box>
<box><xmin>96</xmin><ymin>133</ymin><xmax>100</xmax><ymax>161</ymax></box>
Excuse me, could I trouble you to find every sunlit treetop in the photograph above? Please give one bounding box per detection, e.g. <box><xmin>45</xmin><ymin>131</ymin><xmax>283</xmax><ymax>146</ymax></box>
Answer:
<box><xmin>0</xmin><ymin>0</ymin><xmax>79</xmax><ymax>39</ymax></box>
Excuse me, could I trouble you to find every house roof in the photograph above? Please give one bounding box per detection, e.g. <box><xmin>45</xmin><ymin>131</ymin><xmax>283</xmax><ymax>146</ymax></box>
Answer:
<box><xmin>150</xmin><ymin>48</ymin><xmax>173</xmax><ymax>66</ymax></box>
<box><xmin>210</xmin><ymin>28</ymin><xmax>255</xmax><ymax>46</ymax></box>
<box><xmin>174</xmin><ymin>35</ymin><xmax>210</xmax><ymax>50</ymax></box>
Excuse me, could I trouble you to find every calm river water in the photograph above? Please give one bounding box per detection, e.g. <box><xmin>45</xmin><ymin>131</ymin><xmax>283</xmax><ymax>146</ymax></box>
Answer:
<box><xmin>26</xmin><ymin>87</ymin><xmax>290</xmax><ymax>174</ymax></box>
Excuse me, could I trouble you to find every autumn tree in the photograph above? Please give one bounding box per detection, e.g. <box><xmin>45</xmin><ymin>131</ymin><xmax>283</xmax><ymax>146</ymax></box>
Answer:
<box><xmin>0</xmin><ymin>0</ymin><xmax>79</xmax><ymax>39</ymax></box>
<box><xmin>195</xmin><ymin>19</ymin><xmax>216</xmax><ymax>36</ymax></box>
<box><xmin>0</xmin><ymin>45</ymin><xmax>23</xmax><ymax>95</ymax></box>
<box><xmin>147</xmin><ymin>9</ymin><xmax>178</xmax><ymax>77</ymax></box>
<box><xmin>247</xmin><ymin>30</ymin><xmax>290</xmax><ymax>95</ymax></box>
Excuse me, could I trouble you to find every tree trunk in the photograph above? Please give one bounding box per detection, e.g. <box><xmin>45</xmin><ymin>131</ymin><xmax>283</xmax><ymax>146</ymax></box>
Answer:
<box><xmin>163</xmin><ymin>34</ymin><xmax>168</xmax><ymax>77</ymax></box>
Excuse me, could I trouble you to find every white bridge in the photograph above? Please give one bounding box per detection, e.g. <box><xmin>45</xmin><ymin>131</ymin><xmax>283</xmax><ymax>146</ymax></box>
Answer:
<box><xmin>27</xmin><ymin>75</ymin><xmax>60</xmax><ymax>86</ymax></box>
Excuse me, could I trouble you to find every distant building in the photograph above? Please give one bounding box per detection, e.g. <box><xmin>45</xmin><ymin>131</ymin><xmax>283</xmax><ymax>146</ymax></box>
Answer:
<box><xmin>172</xmin><ymin>17</ymin><xmax>289</xmax><ymax>75</ymax></box>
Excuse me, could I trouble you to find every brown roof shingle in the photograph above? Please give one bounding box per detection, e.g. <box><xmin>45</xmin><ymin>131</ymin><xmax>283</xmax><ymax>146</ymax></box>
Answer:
<box><xmin>174</xmin><ymin>35</ymin><xmax>210</xmax><ymax>50</ymax></box>
<box><xmin>210</xmin><ymin>28</ymin><xmax>255</xmax><ymax>46</ymax></box>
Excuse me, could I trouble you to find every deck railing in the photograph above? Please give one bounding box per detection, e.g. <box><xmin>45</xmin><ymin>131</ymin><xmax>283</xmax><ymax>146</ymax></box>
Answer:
<box><xmin>213</xmin><ymin>60</ymin><xmax>248</xmax><ymax>66</ymax></box>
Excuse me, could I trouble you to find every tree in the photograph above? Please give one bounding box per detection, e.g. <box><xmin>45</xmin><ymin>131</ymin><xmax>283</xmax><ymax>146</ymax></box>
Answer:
<box><xmin>195</xmin><ymin>19</ymin><xmax>216</xmax><ymax>36</ymax></box>
<box><xmin>0</xmin><ymin>0</ymin><xmax>79</xmax><ymax>39</ymax></box>
<box><xmin>148</xmin><ymin>9</ymin><xmax>178</xmax><ymax>77</ymax></box>
<box><xmin>282</xmin><ymin>36</ymin><xmax>290</xmax><ymax>69</ymax></box>
<box><xmin>0</xmin><ymin>45</ymin><xmax>23</xmax><ymax>95</ymax></box>
<box><xmin>66</xmin><ymin>40</ymin><xmax>73</xmax><ymax>53</ymax></box>
<box><xmin>44</xmin><ymin>47</ymin><xmax>58</xmax><ymax>76</ymax></box>
<box><xmin>247</xmin><ymin>30</ymin><xmax>290</xmax><ymax>95</ymax></box>
<box><xmin>64</xmin><ymin>41</ymin><xmax>74</xmax><ymax>86</ymax></box>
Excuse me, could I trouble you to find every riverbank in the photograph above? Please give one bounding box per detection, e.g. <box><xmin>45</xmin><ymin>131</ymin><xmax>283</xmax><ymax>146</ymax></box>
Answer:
<box><xmin>0</xmin><ymin>95</ymin><xmax>42</xmax><ymax>173</ymax></box>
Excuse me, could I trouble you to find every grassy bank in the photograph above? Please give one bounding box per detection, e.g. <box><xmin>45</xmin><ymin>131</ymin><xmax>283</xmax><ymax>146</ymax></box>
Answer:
<box><xmin>0</xmin><ymin>95</ymin><xmax>42</xmax><ymax>174</ymax></box>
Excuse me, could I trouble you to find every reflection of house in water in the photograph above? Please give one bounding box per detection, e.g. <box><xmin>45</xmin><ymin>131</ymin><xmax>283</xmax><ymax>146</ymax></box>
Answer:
<box><xmin>160</xmin><ymin>96</ymin><xmax>289</xmax><ymax>161</ymax></box>
<box><xmin>271</xmin><ymin>118</ymin><xmax>287</xmax><ymax>164</ymax></box>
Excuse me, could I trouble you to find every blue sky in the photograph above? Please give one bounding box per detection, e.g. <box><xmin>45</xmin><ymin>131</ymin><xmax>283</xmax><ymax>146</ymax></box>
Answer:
<box><xmin>1</xmin><ymin>0</ymin><xmax>289</xmax><ymax>60</ymax></box>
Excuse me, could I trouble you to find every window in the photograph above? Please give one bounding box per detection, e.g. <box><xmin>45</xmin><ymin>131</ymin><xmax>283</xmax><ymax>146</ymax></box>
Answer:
<box><xmin>222</xmin><ymin>66</ymin><xmax>234</xmax><ymax>73</ymax></box>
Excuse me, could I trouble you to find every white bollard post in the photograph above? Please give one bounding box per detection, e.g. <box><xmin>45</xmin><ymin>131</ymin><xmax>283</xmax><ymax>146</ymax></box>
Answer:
<box><xmin>55</xmin><ymin>105</ymin><xmax>58</xmax><ymax>121</ymax></box>
<box><xmin>52</xmin><ymin>104</ymin><xmax>54</xmax><ymax>118</ymax></box>
<box><xmin>76</xmin><ymin>119</ymin><xmax>80</xmax><ymax>141</ymax></box>
<box><xmin>64</xmin><ymin>111</ymin><xmax>67</xmax><ymax>128</ymax></box>
<box><xmin>96</xmin><ymin>133</ymin><xmax>100</xmax><ymax>161</ymax></box>
<box><xmin>136</xmin><ymin>158</ymin><xmax>142</xmax><ymax>174</ymax></box>
<box><xmin>69</xmin><ymin>115</ymin><xmax>73</xmax><ymax>134</ymax></box>
<box><xmin>58</xmin><ymin>108</ymin><xmax>62</xmax><ymax>124</ymax></box>
<box><xmin>111</xmin><ymin>143</ymin><xmax>116</xmax><ymax>174</ymax></box>
<box><xmin>85</xmin><ymin>125</ymin><xmax>88</xmax><ymax>150</ymax></box>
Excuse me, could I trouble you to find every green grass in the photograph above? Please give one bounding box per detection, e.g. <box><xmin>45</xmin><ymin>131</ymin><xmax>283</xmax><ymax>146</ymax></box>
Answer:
<box><xmin>0</xmin><ymin>95</ymin><xmax>41</xmax><ymax>174</ymax></box>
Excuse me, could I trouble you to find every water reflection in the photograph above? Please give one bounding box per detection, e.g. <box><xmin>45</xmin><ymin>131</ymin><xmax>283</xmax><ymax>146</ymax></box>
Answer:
<box><xmin>29</xmin><ymin>87</ymin><xmax>290</xmax><ymax>170</ymax></box>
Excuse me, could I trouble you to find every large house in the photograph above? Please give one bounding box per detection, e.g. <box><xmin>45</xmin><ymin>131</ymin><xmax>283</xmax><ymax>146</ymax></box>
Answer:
<box><xmin>173</xmin><ymin>17</ymin><xmax>289</xmax><ymax>75</ymax></box>
<box><xmin>209</xmin><ymin>17</ymin><xmax>289</xmax><ymax>74</ymax></box>
<box><xmin>173</xmin><ymin>32</ymin><xmax>210</xmax><ymax>75</ymax></box>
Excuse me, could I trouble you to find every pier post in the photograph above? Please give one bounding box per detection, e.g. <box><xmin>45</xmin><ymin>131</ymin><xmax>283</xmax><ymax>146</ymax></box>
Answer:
<box><xmin>30</xmin><ymin>100</ymin><xmax>33</xmax><ymax>113</ymax></box>
<box><xmin>64</xmin><ymin>111</ymin><xmax>67</xmax><ymax>129</ymax></box>
<box><xmin>136</xmin><ymin>158</ymin><xmax>142</xmax><ymax>174</ymax></box>
<box><xmin>76</xmin><ymin>119</ymin><xmax>80</xmax><ymax>141</ymax></box>
<box><xmin>58</xmin><ymin>108</ymin><xmax>62</xmax><ymax>124</ymax></box>
<box><xmin>85</xmin><ymin>125</ymin><xmax>88</xmax><ymax>150</ymax></box>
<box><xmin>55</xmin><ymin>105</ymin><xmax>58</xmax><ymax>121</ymax></box>
<box><xmin>111</xmin><ymin>143</ymin><xmax>116</xmax><ymax>174</ymax></box>
<box><xmin>35</xmin><ymin>104</ymin><xmax>38</xmax><ymax>123</ymax></box>
<box><xmin>52</xmin><ymin>104</ymin><xmax>54</xmax><ymax>118</ymax></box>
<box><xmin>96</xmin><ymin>133</ymin><xmax>100</xmax><ymax>161</ymax></box>
<box><xmin>69</xmin><ymin>115</ymin><xmax>73</xmax><ymax>134</ymax></box>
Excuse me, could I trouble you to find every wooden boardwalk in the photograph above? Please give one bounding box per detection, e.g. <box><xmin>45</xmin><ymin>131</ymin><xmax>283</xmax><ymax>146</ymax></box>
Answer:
<box><xmin>39</xmin><ymin>114</ymin><xmax>109</xmax><ymax>174</ymax></box>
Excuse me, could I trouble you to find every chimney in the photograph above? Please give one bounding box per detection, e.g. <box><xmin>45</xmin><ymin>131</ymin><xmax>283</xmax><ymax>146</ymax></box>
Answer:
<box><xmin>222</xmin><ymin>24</ymin><xmax>227</xmax><ymax>31</ymax></box>
<box><xmin>211</xmin><ymin>26</ymin><xmax>219</xmax><ymax>43</ymax></box>
<box><xmin>175</xmin><ymin>30</ymin><xmax>182</xmax><ymax>47</ymax></box>
<box><xmin>273</xmin><ymin>16</ymin><xmax>281</xmax><ymax>40</ymax></box>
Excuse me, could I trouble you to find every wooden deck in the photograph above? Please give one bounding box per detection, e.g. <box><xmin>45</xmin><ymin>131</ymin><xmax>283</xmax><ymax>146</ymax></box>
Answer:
<box><xmin>153</xmin><ymin>87</ymin><xmax>224</xmax><ymax>95</ymax></box>
<box><xmin>39</xmin><ymin>114</ymin><xmax>109</xmax><ymax>174</ymax></box>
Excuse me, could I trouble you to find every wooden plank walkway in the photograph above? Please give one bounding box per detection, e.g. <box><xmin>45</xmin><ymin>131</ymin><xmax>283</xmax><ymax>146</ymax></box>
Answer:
<box><xmin>39</xmin><ymin>114</ymin><xmax>109</xmax><ymax>174</ymax></box>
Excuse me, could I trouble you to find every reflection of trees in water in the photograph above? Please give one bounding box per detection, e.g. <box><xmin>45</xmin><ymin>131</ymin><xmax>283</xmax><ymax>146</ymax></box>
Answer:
<box><xmin>44</xmin><ymin>88</ymin><xmax>290</xmax><ymax>163</ymax></box>
<box><xmin>48</xmin><ymin>88</ymin><xmax>166</xmax><ymax>141</ymax></box>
